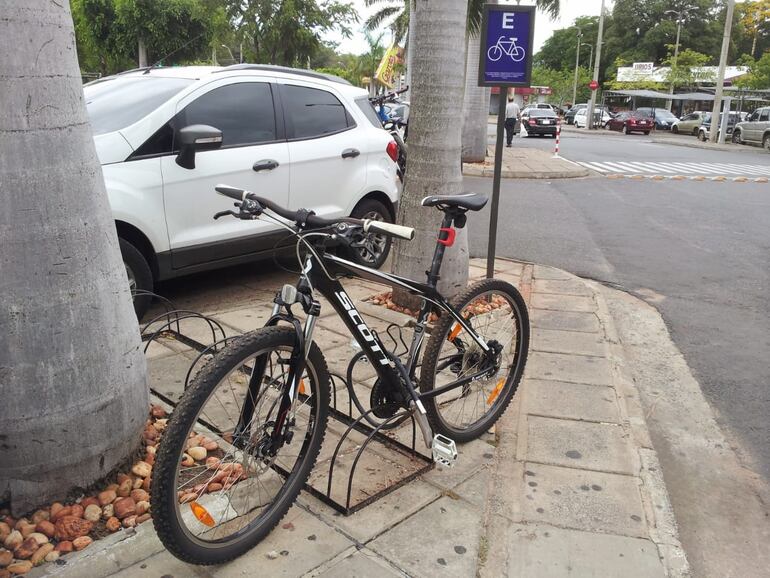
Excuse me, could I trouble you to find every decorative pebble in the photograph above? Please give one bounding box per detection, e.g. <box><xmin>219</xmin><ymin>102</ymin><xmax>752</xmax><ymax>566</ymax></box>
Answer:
<box><xmin>266</xmin><ymin>550</ymin><xmax>279</xmax><ymax>560</ymax></box>
<box><xmin>44</xmin><ymin>550</ymin><xmax>60</xmax><ymax>563</ymax></box>
<box><xmin>3</xmin><ymin>531</ymin><xmax>22</xmax><ymax>551</ymax></box>
<box><xmin>98</xmin><ymin>490</ymin><xmax>117</xmax><ymax>507</ymax></box>
<box><xmin>72</xmin><ymin>536</ymin><xmax>92</xmax><ymax>551</ymax></box>
<box><xmin>187</xmin><ymin>447</ymin><xmax>207</xmax><ymax>461</ymax></box>
<box><xmin>84</xmin><ymin>505</ymin><xmax>102</xmax><ymax>523</ymax></box>
<box><xmin>7</xmin><ymin>560</ymin><xmax>33</xmax><ymax>575</ymax></box>
<box><xmin>27</xmin><ymin>533</ymin><xmax>47</xmax><ymax>546</ymax></box>
<box><xmin>105</xmin><ymin>517</ymin><xmax>121</xmax><ymax>533</ymax></box>
<box><xmin>131</xmin><ymin>461</ymin><xmax>152</xmax><ymax>478</ymax></box>
<box><xmin>0</xmin><ymin>550</ymin><xmax>12</xmax><ymax>567</ymax></box>
<box><xmin>30</xmin><ymin>543</ymin><xmax>53</xmax><ymax>566</ymax></box>
<box><xmin>54</xmin><ymin>516</ymin><xmax>92</xmax><ymax>541</ymax></box>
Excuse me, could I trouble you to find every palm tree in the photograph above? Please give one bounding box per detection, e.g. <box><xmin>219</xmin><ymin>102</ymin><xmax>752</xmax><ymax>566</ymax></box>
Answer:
<box><xmin>391</xmin><ymin>0</ymin><xmax>470</xmax><ymax>305</ymax></box>
<box><xmin>0</xmin><ymin>0</ymin><xmax>149</xmax><ymax>514</ymax></box>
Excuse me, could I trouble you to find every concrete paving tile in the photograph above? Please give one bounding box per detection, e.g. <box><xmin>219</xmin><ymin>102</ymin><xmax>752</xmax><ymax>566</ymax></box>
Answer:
<box><xmin>147</xmin><ymin>351</ymin><xmax>199</xmax><ymax>403</ymax></box>
<box><xmin>531</xmin><ymin>309</ymin><xmax>601</xmax><ymax>333</ymax></box>
<box><xmin>531</xmin><ymin>292</ymin><xmax>597</xmax><ymax>313</ymax></box>
<box><xmin>313</xmin><ymin>548</ymin><xmax>403</xmax><ymax>577</ymax></box>
<box><xmin>453</xmin><ymin>466</ymin><xmax>491</xmax><ymax>508</ymax></box>
<box><xmin>531</xmin><ymin>328</ymin><xmax>606</xmax><ymax>357</ymax></box>
<box><xmin>369</xmin><ymin>496</ymin><xmax>481</xmax><ymax>578</ymax></box>
<box><xmin>532</xmin><ymin>265</ymin><xmax>574</xmax><ymax>281</ymax></box>
<box><xmin>533</xmin><ymin>278</ymin><xmax>592</xmax><ymax>297</ymax></box>
<box><xmin>299</xmin><ymin>479</ymin><xmax>441</xmax><ymax>543</ymax></box>
<box><xmin>112</xmin><ymin>549</ymin><xmax>212</xmax><ymax>578</ymax></box>
<box><xmin>499</xmin><ymin>521</ymin><xmax>665</xmax><ymax>577</ymax></box>
<box><xmin>211</xmin><ymin>305</ymin><xmax>276</xmax><ymax>333</ymax></box>
<box><xmin>520</xmin><ymin>463</ymin><xmax>648</xmax><ymax>538</ymax></box>
<box><xmin>523</xmin><ymin>379</ymin><xmax>620</xmax><ymax>423</ymax></box>
<box><xmin>210</xmin><ymin>506</ymin><xmax>353</xmax><ymax>578</ymax></box>
<box><xmin>142</xmin><ymin>338</ymin><xmax>177</xmax><ymax>360</ymax></box>
<box><xmin>525</xmin><ymin>416</ymin><xmax>637</xmax><ymax>475</ymax></box>
<box><xmin>526</xmin><ymin>351</ymin><xmax>614</xmax><ymax>386</ymax></box>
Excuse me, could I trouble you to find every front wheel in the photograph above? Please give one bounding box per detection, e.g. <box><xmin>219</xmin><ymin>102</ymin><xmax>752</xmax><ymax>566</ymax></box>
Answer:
<box><xmin>419</xmin><ymin>279</ymin><xmax>529</xmax><ymax>443</ymax></box>
<box><xmin>763</xmin><ymin>134</ymin><xmax>770</xmax><ymax>152</ymax></box>
<box><xmin>698</xmin><ymin>131</ymin><xmax>707</xmax><ymax>142</ymax></box>
<box><xmin>119</xmin><ymin>237</ymin><xmax>153</xmax><ymax>319</ymax></box>
<box><xmin>151</xmin><ymin>327</ymin><xmax>330</xmax><ymax>565</ymax></box>
<box><xmin>732</xmin><ymin>130</ymin><xmax>742</xmax><ymax>144</ymax></box>
<box><xmin>671</xmin><ymin>125</ymin><xmax>679</xmax><ymax>134</ymax></box>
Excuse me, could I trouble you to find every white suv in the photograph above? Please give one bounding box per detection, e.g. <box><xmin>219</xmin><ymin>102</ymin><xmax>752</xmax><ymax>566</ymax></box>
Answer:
<box><xmin>85</xmin><ymin>64</ymin><xmax>400</xmax><ymax>316</ymax></box>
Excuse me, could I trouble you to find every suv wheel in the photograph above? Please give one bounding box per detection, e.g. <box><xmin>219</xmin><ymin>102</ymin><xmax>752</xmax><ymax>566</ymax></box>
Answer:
<box><xmin>698</xmin><ymin>130</ymin><xmax>707</xmax><ymax>142</ymax></box>
<box><xmin>732</xmin><ymin>130</ymin><xmax>742</xmax><ymax>144</ymax></box>
<box><xmin>346</xmin><ymin>199</ymin><xmax>393</xmax><ymax>269</ymax></box>
<box><xmin>764</xmin><ymin>134</ymin><xmax>770</xmax><ymax>152</ymax></box>
<box><xmin>119</xmin><ymin>237</ymin><xmax>153</xmax><ymax>319</ymax></box>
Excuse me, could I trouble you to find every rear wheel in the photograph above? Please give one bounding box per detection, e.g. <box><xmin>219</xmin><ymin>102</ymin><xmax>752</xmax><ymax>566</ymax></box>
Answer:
<box><xmin>622</xmin><ymin>125</ymin><xmax>629</xmax><ymax>135</ymax></box>
<box><xmin>420</xmin><ymin>279</ymin><xmax>529</xmax><ymax>443</ymax></box>
<box><xmin>643</xmin><ymin>131</ymin><xmax>650</xmax><ymax>135</ymax></box>
<box><xmin>763</xmin><ymin>134</ymin><xmax>770</xmax><ymax>152</ymax></box>
<box><xmin>732</xmin><ymin>130</ymin><xmax>742</xmax><ymax>144</ymax></box>
<box><xmin>346</xmin><ymin>198</ymin><xmax>393</xmax><ymax>269</ymax></box>
<box><xmin>698</xmin><ymin>130</ymin><xmax>707</xmax><ymax>142</ymax></box>
<box><xmin>151</xmin><ymin>327</ymin><xmax>329</xmax><ymax>565</ymax></box>
<box><xmin>119</xmin><ymin>237</ymin><xmax>152</xmax><ymax>319</ymax></box>
<box><xmin>671</xmin><ymin>125</ymin><xmax>679</xmax><ymax>134</ymax></box>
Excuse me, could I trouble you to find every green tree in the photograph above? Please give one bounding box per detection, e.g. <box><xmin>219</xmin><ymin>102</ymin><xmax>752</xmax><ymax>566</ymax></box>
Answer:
<box><xmin>1</xmin><ymin>0</ymin><xmax>148</xmax><ymax>514</ymax></box>
<box><xmin>227</xmin><ymin>0</ymin><xmax>357</xmax><ymax>67</ymax></box>
<box><xmin>740</xmin><ymin>0</ymin><xmax>770</xmax><ymax>58</ymax></box>
<box><xmin>71</xmin><ymin>0</ymin><xmax>217</xmax><ymax>74</ymax></box>
<box><xmin>662</xmin><ymin>47</ymin><xmax>713</xmax><ymax>90</ymax></box>
<box><xmin>535</xmin><ymin>16</ymin><xmax>599</xmax><ymax>71</ymax></box>
<box><xmin>735</xmin><ymin>51</ymin><xmax>770</xmax><ymax>89</ymax></box>
<box><xmin>532</xmin><ymin>65</ymin><xmax>591</xmax><ymax>107</ymax></box>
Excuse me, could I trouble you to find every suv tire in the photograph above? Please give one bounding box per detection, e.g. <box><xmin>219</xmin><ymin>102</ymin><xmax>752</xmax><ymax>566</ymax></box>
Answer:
<box><xmin>732</xmin><ymin>130</ymin><xmax>742</xmax><ymax>144</ymax></box>
<box><xmin>698</xmin><ymin>130</ymin><xmax>707</xmax><ymax>142</ymax></box>
<box><xmin>346</xmin><ymin>198</ymin><xmax>393</xmax><ymax>269</ymax></box>
<box><xmin>119</xmin><ymin>237</ymin><xmax>153</xmax><ymax>319</ymax></box>
<box><xmin>763</xmin><ymin>134</ymin><xmax>770</xmax><ymax>152</ymax></box>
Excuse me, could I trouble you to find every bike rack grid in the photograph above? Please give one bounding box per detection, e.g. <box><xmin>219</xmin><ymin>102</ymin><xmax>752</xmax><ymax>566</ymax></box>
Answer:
<box><xmin>139</xmin><ymin>292</ymin><xmax>433</xmax><ymax>516</ymax></box>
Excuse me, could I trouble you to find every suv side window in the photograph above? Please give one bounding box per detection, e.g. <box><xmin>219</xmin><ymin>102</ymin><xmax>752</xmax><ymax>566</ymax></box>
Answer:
<box><xmin>179</xmin><ymin>82</ymin><xmax>276</xmax><ymax>147</ymax></box>
<box><xmin>131</xmin><ymin>82</ymin><xmax>276</xmax><ymax>158</ymax></box>
<box><xmin>759</xmin><ymin>109</ymin><xmax>770</xmax><ymax>122</ymax></box>
<box><xmin>281</xmin><ymin>84</ymin><xmax>354</xmax><ymax>139</ymax></box>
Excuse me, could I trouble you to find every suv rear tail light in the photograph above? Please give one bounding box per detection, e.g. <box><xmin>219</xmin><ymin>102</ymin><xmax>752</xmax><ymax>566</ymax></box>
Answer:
<box><xmin>386</xmin><ymin>141</ymin><xmax>399</xmax><ymax>162</ymax></box>
<box><xmin>528</xmin><ymin>119</ymin><xmax>537</xmax><ymax>125</ymax></box>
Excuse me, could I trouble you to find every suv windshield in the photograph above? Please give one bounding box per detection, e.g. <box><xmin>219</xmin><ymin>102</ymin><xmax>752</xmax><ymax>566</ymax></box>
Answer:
<box><xmin>84</xmin><ymin>76</ymin><xmax>194</xmax><ymax>135</ymax></box>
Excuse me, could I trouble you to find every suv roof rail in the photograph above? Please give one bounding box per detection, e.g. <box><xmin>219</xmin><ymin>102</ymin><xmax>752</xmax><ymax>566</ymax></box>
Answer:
<box><xmin>215</xmin><ymin>63</ymin><xmax>351</xmax><ymax>86</ymax></box>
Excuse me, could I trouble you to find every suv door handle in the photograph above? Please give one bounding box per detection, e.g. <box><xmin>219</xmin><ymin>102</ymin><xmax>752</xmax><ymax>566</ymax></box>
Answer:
<box><xmin>341</xmin><ymin>148</ymin><xmax>360</xmax><ymax>159</ymax></box>
<box><xmin>253</xmin><ymin>159</ymin><xmax>279</xmax><ymax>172</ymax></box>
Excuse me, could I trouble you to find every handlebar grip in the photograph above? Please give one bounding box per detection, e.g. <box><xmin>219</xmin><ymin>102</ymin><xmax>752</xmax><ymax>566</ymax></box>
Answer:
<box><xmin>215</xmin><ymin>184</ymin><xmax>248</xmax><ymax>201</ymax></box>
<box><xmin>364</xmin><ymin>220</ymin><xmax>415</xmax><ymax>241</ymax></box>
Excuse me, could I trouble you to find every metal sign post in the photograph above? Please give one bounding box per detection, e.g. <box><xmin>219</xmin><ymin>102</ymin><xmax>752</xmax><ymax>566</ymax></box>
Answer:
<box><xmin>478</xmin><ymin>4</ymin><xmax>535</xmax><ymax>279</ymax></box>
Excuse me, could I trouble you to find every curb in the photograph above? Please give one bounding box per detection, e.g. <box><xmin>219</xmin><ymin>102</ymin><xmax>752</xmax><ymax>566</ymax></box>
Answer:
<box><xmin>462</xmin><ymin>164</ymin><xmax>589</xmax><ymax>179</ymax></box>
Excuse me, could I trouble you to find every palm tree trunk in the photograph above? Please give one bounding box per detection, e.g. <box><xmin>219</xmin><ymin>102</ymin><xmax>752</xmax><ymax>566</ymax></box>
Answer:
<box><xmin>461</xmin><ymin>32</ymin><xmax>490</xmax><ymax>162</ymax></box>
<box><xmin>392</xmin><ymin>0</ymin><xmax>470</xmax><ymax>307</ymax></box>
<box><xmin>0</xmin><ymin>0</ymin><xmax>149</xmax><ymax>514</ymax></box>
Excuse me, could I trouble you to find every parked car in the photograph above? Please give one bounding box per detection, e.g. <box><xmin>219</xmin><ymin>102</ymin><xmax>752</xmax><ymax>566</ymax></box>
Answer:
<box><xmin>564</xmin><ymin>104</ymin><xmax>587</xmax><ymax>125</ymax></box>
<box><xmin>732</xmin><ymin>106</ymin><xmax>770</xmax><ymax>150</ymax></box>
<box><xmin>697</xmin><ymin>112</ymin><xmax>740</xmax><ymax>141</ymax></box>
<box><xmin>521</xmin><ymin>109</ymin><xmax>559</xmax><ymax>137</ymax></box>
<box><xmin>671</xmin><ymin>111</ymin><xmax>706</xmax><ymax>135</ymax></box>
<box><xmin>635</xmin><ymin>107</ymin><xmax>679</xmax><ymax>130</ymax></box>
<box><xmin>605</xmin><ymin>111</ymin><xmax>653</xmax><ymax>134</ymax></box>
<box><xmin>84</xmin><ymin>64</ymin><xmax>400</xmax><ymax>317</ymax></box>
<box><xmin>574</xmin><ymin>107</ymin><xmax>612</xmax><ymax>128</ymax></box>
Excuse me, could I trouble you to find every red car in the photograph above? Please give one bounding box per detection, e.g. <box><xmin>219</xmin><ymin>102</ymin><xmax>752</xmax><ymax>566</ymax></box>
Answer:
<box><xmin>606</xmin><ymin>112</ymin><xmax>653</xmax><ymax>135</ymax></box>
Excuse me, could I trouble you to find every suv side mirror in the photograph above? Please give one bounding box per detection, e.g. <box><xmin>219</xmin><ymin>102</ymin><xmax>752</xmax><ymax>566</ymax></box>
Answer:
<box><xmin>175</xmin><ymin>125</ymin><xmax>223</xmax><ymax>170</ymax></box>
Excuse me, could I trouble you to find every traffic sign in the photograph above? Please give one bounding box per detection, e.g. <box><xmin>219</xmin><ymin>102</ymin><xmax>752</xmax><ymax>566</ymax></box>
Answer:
<box><xmin>478</xmin><ymin>5</ymin><xmax>535</xmax><ymax>87</ymax></box>
<box><xmin>589</xmin><ymin>80</ymin><xmax>599</xmax><ymax>91</ymax></box>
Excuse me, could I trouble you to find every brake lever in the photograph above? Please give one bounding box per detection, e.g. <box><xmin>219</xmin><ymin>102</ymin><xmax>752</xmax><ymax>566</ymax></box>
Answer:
<box><xmin>214</xmin><ymin>210</ymin><xmax>238</xmax><ymax>220</ymax></box>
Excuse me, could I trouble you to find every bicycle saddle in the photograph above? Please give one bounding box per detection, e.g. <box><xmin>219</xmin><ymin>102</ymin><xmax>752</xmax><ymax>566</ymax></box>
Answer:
<box><xmin>421</xmin><ymin>192</ymin><xmax>488</xmax><ymax>212</ymax></box>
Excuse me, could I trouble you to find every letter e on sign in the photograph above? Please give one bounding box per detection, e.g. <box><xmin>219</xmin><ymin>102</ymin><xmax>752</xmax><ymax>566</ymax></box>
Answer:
<box><xmin>502</xmin><ymin>13</ymin><xmax>515</xmax><ymax>29</ymax></box>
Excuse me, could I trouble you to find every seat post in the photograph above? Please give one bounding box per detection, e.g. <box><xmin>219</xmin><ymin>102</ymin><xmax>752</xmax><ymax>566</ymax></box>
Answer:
<box><xmin>425</xmin><ymin>212</ymin><xmax>455</xmax><ymax>288</ymax></box>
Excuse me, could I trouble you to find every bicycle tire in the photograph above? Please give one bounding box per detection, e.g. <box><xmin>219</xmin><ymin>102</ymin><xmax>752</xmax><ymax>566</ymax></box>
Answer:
<box><xmin>151</xmin><ymin>326</ymin><xmax>330</xmax><ymax>565</ymax></box>
<box><xmin>419</xmin><ymin>279</ymin><xmax>529</xmax><ymax>443</ymax></box>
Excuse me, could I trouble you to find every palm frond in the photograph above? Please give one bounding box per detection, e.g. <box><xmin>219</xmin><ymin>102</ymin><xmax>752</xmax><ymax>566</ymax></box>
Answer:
<box><xmin>365</xmin><ymin>6</ymin><xmax>402</xmax><ymax>32</ymax></box>
<box><xmin>537</xmin><ymin>0</ymin><xmax>560</xmax><ymax>20</ymax></box>
<box><xmin>467</xmin><ymin>0</ymin><xmax>485</xmax><ymax>36</ymax></box>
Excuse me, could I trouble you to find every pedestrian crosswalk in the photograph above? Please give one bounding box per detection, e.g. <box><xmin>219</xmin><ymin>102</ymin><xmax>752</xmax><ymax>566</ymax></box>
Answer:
<box><xmin>578</xmin><ymin>161</ymin><xmax>770</xmax><ymax>180</ymax></box>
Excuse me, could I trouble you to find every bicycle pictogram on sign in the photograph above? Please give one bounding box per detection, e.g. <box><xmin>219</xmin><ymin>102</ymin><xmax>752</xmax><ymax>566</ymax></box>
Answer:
<box><xmin>487</xmin><ymin>36</ymin><xmax>526</xmax><ymax>62</ymax></box>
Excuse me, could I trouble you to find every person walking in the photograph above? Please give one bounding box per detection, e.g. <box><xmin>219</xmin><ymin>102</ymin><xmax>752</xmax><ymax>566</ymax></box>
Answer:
<box><xmin>505</xmin><ymin>96</ymin><xmax>520</xmax><ymax>147</ymax></box>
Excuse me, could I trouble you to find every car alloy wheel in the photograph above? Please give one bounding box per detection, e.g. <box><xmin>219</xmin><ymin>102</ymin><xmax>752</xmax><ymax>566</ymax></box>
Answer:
<box><xmin>732</xmin><ymin>131</ymin><xmax>742</xmax><ymax>144</ymax></box>
<box><xmin>357</xmin><ymin>210</ymin><xmax>388</xmax><ymax>264</ymax></box>
<box><xmin>764</xmin><ymin>134</ymin><xmax>770</xmax><ymax>152</ymax></box>
<box><xmin>622</xmin><ymin>125</ymin><xmax>629</xmax><ymax>135</ymax></box>
<box><xmin>125</xmin><ymin>262</ymin><xmax>137</xmax><ymax>295</ymax></box>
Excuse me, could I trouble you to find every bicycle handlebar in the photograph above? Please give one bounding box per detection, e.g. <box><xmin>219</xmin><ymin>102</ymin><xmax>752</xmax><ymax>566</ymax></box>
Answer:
<box><xmin>214</xmin><ymin>184</ymin><xmax>415</xmax><ymax>241</ymax></box>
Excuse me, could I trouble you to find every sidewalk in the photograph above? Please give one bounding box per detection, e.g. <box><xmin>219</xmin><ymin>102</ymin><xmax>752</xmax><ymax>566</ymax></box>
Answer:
<box><xmin>463</xmin><ymin>146</ymin><xmax>589</xmax><ymax>179</ymax></box>
<box><xmin>35</xmin><ymin>259</ymin><xmax>687</xmax><ymax>578</ymax></box>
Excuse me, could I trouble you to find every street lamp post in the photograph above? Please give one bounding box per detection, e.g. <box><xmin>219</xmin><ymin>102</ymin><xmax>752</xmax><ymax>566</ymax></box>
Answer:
<box><xmin>710</xmin><ymin>0</ymin><xmax>736</xmax><ymax>144</ymax></box>
<box><xmin>665</xmin><ymin>6</ymin><xmax>699</xmax><ymax>111</ymax></box>
<box><xmin>221</xmin><ymin>44</ymin><xmax>236</xmax><ymax>64</ymax></box>
<box><xmin>587</xmin><ymin>0</ymin><xmax>606</xmax><ymax>130</ymax></box>
<box><xmin>572</xmin><ymin>28</ymin><xmax>583</xmax><ymax>107</ymax></box>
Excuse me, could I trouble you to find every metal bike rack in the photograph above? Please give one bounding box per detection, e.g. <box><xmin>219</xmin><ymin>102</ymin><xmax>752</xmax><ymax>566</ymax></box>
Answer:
<box><xmin>139</xmin><ymin>293</ymin><xmax>433</xmax><ymax>516</ymax></box>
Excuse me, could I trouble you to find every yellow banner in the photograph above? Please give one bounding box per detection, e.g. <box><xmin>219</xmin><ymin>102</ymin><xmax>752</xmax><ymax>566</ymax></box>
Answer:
<box><xmin>375</xmin><ymin>44</ymin><xmax>403</xmax><ymax>88</ymax></box>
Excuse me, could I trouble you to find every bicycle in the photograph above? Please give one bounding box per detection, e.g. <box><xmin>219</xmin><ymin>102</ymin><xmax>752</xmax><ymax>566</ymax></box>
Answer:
<box><xmin>151</xmin><ymin>184</ymin><xmax>530</xmax><ymax>565</ymax></box>
<box><xmin>487</xmin><ymin>36</ymin><xmax>526</xmax><ymax>62</ymax></box>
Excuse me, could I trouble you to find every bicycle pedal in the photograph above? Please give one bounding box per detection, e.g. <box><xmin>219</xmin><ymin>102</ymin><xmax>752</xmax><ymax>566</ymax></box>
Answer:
<box><xmin>432</xmin><ymin>434</ymin><xmax>458</xmax><ymax>468</ymax></box>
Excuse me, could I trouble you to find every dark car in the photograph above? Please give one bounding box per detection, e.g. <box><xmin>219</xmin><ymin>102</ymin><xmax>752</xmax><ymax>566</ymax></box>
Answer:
<box><xmin>522</xmin><ymin>109</ymin><xmax>558</xmax><ymax>137</ymax></box>
<box><xmin>636</xmin><ymin>107</ymin><xmax>679</xmax><ymax>130</ymax></box>
<box><xmin>564</xmin><ymin>104</ymin><xmax>587</xmax><ymax>125</ymax></box>
<box><xmin>606</xmin><ymin>111</ymin><xmax>654</xmax><ymax>135</ymax></box>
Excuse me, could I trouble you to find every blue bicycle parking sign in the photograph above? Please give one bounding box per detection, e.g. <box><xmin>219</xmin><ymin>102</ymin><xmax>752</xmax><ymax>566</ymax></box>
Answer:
<box><xmin>478</xmin><ymin>4</ymin><xmax>535</xmax><ymax>87</ymax></box>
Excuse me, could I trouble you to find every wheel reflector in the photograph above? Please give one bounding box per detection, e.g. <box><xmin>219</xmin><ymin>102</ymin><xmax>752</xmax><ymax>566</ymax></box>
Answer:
<box><xmin>298</xmin><ymin>378</ymin><xmax>306</xmax><ymax>395</ymax></box>
<box><xmin>487</xmin><ymin>378</ymin><xmax>505</xmax><ymax>405</ymax></box>
<box><xmin>448</xmin><ymin>323</ymin><xmax>462</xmax><ymax>342</ymax></box>
<box><xmin>190</xmin><ymin>501</ymin><xmax>215</xmax><ymax>527</ymax></box>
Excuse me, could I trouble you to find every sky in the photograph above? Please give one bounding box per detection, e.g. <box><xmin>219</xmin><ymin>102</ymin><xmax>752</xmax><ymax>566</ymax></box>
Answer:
<box><xmin>330</xmin><ymin>0</ymin><xmax>612</xmax><ymax>55</ymax></box>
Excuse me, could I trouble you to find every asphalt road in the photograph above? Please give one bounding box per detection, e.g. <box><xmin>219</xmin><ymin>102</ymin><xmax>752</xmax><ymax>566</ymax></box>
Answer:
<box><xmin>466</xmin><ymin>133</ymin><xmax>770</xmax><ymax>480</ymax></box>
